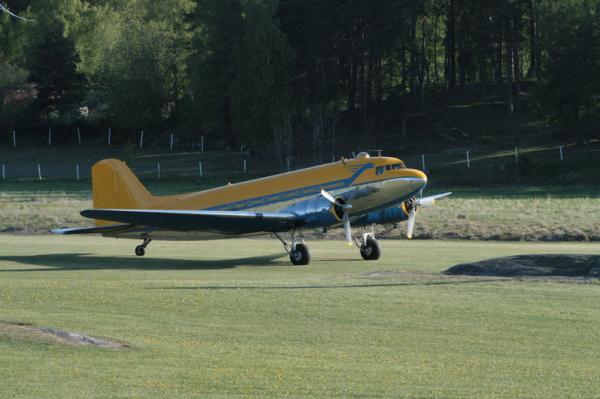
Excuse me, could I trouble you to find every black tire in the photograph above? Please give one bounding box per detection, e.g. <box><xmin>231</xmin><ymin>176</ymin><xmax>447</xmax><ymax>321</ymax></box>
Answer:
<box><xmin>289</xmin><ymin>243</ymin><xmax>311</xmax><ymax>265</ymax></box>
<box><xmin>360</xmin><ymin>237</ymin><xmax>381</xmax><ymax>261</ymax></box>
<box><xmin>135</xmin><ymin>245</ymin><xmax>145</xmax><ymax>257</ymax></box>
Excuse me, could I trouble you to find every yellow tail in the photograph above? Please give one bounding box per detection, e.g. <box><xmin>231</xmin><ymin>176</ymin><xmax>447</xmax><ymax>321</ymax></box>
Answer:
<box><xmin>92</xmin><ymin>159</ymin><xmax>155</xmax><ymax>226</ymax></box>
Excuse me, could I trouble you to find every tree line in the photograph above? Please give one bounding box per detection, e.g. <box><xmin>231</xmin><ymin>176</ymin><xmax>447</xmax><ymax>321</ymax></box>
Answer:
<box><xmin>0</xmin><ymin>0</ymin><xmax>598</xmax><ymax>162</ymax></box>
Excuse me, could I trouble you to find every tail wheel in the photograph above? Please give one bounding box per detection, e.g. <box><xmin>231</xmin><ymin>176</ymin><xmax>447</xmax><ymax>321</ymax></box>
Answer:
<box><xmin>290</xmin><ymin>243</ymin><xmax>311</xmax><ymax>266</ymax></box>
<box><xmin>360</xmin><ymin>237</ymin><xmax>381</xmax><ymax>261</ymax></box>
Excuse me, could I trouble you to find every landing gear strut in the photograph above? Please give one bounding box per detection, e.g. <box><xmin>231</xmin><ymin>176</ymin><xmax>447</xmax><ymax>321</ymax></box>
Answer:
<box><xmin>274</xmin><ymin>230</ymin><xmax>311</xmax><ymax>266</ymax></box>
<box><xmin>135</xmin><ymin>237</ymin><xmax>152</xmax><ymax>257</ymax></box>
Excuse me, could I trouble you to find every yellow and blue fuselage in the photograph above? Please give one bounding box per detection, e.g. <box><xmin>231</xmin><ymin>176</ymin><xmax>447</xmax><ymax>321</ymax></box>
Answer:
<box><xmin>91</xmin><ymin>154</ymin><xmax>427</xmax><ymax>240</ymax></box>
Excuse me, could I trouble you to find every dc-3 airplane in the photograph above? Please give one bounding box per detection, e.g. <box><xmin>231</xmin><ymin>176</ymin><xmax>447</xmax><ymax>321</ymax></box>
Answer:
<box><xmin>53</xmin><ymin>152</ymin><xmax>450</xmax><ymax>265</ymax></box>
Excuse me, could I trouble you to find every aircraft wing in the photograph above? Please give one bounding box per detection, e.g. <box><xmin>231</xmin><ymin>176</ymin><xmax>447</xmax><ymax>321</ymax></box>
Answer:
<box><xmin>80</xmin><ymin>209</ymin><xmax>299</xmax><ymax>235</ymax></box>
<box><xmin>52</xmin><ymin>224</ymin><xmax>134</xmax><ymax>235</ymax></box>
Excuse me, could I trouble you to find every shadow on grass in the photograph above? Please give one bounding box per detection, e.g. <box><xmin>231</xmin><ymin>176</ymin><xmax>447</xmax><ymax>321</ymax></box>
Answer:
<box><xmin>153</xmin><ymin>279</ymin><xmax>500</xmax><ymax>290</ymax></box>
<box><xmin>0</xmin><ymin>253</ymin><xmax>289</xmax><ymax>272</ymax></box>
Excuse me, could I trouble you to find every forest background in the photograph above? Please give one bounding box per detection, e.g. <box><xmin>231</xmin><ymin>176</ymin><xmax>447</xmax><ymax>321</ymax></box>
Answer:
<box><xmin>0</xmin><ymin>0</ymin><xmax>599</xmax><ymax>166</ymax></box>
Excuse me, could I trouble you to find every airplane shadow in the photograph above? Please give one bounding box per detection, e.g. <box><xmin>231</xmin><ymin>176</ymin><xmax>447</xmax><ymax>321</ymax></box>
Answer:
<box><xmin>0</xmin><ymin>253</ymin><xmax>290</xmax><ymax>272</ymax></box>
<box><xmin>155</xmin><ymin>279</ymin><xmax>500</xmax><ymax>291</ymax></box>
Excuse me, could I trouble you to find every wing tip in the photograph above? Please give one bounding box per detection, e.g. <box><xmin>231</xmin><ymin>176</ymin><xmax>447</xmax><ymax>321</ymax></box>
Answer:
<box><xmin>51</xmin><ymin>224</ymin><xmax>132</xmax><ymax>235</ymax></box>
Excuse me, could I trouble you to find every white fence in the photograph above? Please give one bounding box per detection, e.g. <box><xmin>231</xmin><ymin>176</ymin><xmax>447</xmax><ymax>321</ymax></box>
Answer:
<box><xmin>0</xmin><ymin>140</ymin><xmax>597</xmax><ymax>182</ymax></box>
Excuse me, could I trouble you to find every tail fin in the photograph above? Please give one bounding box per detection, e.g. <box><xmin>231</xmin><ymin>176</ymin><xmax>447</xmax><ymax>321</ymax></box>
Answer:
<box><xmin>92</xmin><ymin>159</ymin><xmax>154</xmax><ymax>226</ymax></box>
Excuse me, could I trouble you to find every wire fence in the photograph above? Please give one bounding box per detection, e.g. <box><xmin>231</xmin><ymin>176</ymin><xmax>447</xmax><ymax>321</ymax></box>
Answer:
<box><xmin>1</xmin><ymin>126</ymin><xmax>215</xmax><ymax>150</ymax></box>
<box><xmin>0</xmin><ymin>138</ymin><xmax>598</xmax><ymax>183</ymax></box>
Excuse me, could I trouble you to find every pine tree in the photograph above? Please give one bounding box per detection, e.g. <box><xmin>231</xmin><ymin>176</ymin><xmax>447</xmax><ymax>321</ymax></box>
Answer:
<box><xmin>26</xmin><ymin>18</ymin><xmax>85</xmax><ymax>121</ymax></box>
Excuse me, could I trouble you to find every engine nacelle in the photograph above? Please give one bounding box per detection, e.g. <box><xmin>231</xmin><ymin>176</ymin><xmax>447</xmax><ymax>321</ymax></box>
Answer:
<box><xmin>281</xmin><ymin>196</ymin><xmax>340</xmax><ymax>228</ymax></box>
<box><xmin>354</xmin><ymin>204</ymin><xmax>410</xmax><ymax>226</ymax></box>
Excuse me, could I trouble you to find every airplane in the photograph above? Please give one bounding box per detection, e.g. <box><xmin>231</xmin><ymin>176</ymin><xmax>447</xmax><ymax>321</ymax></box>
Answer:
<box><xmin>53</xmin><ymin>152</ymin><xmax>451</xmax><ymax>265</ymax></box>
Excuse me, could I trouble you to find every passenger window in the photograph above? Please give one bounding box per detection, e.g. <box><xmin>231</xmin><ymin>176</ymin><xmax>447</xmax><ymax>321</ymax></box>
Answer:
<box><xmin>376</xmin><ymin>166</ymin><xmax>385</xmax><ymax>176</ymax></box>
<box><xmin>385</xmin><ymin>165</ymin><xmax>392</xmax><ymax>171</ymax></box>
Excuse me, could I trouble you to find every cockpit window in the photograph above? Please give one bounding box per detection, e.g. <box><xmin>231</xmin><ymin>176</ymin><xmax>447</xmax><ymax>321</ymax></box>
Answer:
<box><xmin>377</xmin><ymin>162</ymin><xmax>406</xmax><ymax>175</ymax></box>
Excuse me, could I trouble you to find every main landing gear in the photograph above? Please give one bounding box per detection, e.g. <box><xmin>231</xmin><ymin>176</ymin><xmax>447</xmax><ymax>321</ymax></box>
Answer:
<box><xmin>135</xmin><ymin>237</ymin><xmax>152</xmax><ymax>257</ymax></box>
<box><xmin>359</xmin><ymin>235</ymin><xmax>381</xmax><ymax>260</ymax></box>
<box><xmin>275</xmin><ymin>227</ymin><xmax>382</xmax><ymax>265</ymax></box>
<box><xmin>353</xmin><ymin>228</ymin><xmax>382</xmax><ymax>261</ymax></box>
<box><xmin>290</xmin><ymin>243</ymin><xmax>311</xmax><ymax>266</ymax></box>
<box><xmin>275</xmin><ymin>230</ymin><xmax>311</xmax><ymax>266</ymax></box>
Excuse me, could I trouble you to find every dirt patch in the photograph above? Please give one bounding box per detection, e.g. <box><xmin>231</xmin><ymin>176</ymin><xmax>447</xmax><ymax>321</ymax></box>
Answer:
<box><xmin>445</xmin><ymin>254</ymin><xmax>600</xmax><ymax>278</ymax></box>
<box><xmin>362</xmin><ymin>271</ymin><xmax>417</xmax><ymax>278</ymax></box>
<box><xmin>0</xmin><ymin>321</ymin><xmax>128</xmax><ymax>349</ymax></box>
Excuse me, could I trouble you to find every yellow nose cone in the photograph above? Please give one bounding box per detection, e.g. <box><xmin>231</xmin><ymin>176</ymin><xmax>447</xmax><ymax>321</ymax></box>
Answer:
<box><xmin>400</xmin><ymin>169</ymin><xmax>428</xmax><ymax>192</ymax></box>
<box><xmin>409</xmin><ymin>169</ymin><xmax>428</xmax><ymax>182</ymax></box>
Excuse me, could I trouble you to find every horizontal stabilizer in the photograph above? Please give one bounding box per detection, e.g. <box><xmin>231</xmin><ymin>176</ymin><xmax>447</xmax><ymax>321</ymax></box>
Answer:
<box><xmin>80</xmin><ymin>209</ymin><xmax>298</xmax><ymax>235</ymax></box>
<box><xmin>52</xmin><ymin>224</ymin><xmax>133</xmax><ymax>235</ymax></box>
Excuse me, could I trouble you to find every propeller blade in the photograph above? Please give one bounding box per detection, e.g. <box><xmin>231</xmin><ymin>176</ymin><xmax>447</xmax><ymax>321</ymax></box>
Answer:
<box><xmin>416</xmin><ymin>192</ymin><xmax>452</xmax><ymax>208</ymax></box>
<box><xmin>406</xmin><ymin>208</ymin><xmax>417</xmax><ymax>239</ymax></box>
<box><xmin>323</xmin><ymin>188</ymin><xmax>353</xmax><ymax>246</ymax></box>
<box><xmin>321</xmin><ymin>189</ymin><xmax>336</xmax><ymax>204</ymax></box>
<box><xmin>343</xmin><ymin>211</ymin><xmax>353</xmax><ymax>246</ymax></box>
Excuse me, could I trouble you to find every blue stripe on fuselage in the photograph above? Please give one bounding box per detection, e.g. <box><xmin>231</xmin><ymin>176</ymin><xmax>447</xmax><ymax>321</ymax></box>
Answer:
<box><xmin>207</xmin><ymin>163</ymin><xmax>374</xmax><ymax>211</ymax></box>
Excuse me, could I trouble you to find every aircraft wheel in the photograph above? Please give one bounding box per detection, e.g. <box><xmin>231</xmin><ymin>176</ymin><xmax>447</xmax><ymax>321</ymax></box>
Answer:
<box><xmin>360</xmin><ymin>237</ymin><xmax>381</xmax><ymax>261</ymax></box>
<box><xmin>135</xmin><ymin>245</ymin><xmax>146</xmax><ymax>257</ymax></box>
<box><xmin>290</xmin><ymin>243</ymin><xmax>311</xmax><ymax>266</ymax></box>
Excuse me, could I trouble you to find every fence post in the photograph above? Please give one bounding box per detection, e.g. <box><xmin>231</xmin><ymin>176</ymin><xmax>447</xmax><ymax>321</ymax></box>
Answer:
<box><xmin>243</xmin><ymin>159</ymin><xmax>247</xmax><ymax>174</ymax></box>
<box><xmin>514</xmin><ymin>146</ymin><xmax>519</xmax><ymax>166</ymax></box>
<box><xmin>201</xmin><ymin>136</ymin><xmax>204</xmax><ymax>152</ymax></box>
<box><xmin>76</xmin><ymin>163</ymin><xmax>80</xmax><ymax>181</ymax></box>
<box><xmin>139</xmin><ymin>130</ymin><xmax>144</xmax><ymax>149</ymax></box>
<box><xmin>107</xmin><ymin>128</ymin><xmax>112</xmax><ymax>146</ymax></box>
<box><xmin>287</xmin><ymin>157</ymin><xmax>290</xmax><ymax>172</ymax></box>
<box><xmin>421</xmin><ymin>154</ymin><xmax>426</xmax><ymax>171</ymax></box>
<box><xmin>12</xmin><ymin>130</ymin><xmax>16</xmax><ymax>148</ymax></box>
<box><xmin>157</xmin><ymin>162</ymin><xmax>161</xmax><ymax>179</ymax></box>
<box><xmin>2</xmin><ymin>164</ymin><xmax>5</xmax><ymax>181</ymax></box>
<box><xmin>466</xmin><ymin>150</ymin><xmax>471</xmax><ymax>168</ymax></box>
<box><xmin>559</xmin><ymin>146</ymin><xmax>564</xmax><ymax>161</ymax></box>
<box><xmin>37</xmin><ymin>163</ymin><xmax>42</xmax><ymax>181</ymax></box>
<box><xmin>77</xmin><ymin>128</ymin><xmax>82</xmax><ymax>145</ymax></box>
<box><xmin>48</xmin><ymin>128</ymin><xmax>52</xmax><ymax>146</ymax></box>
<box><xmin>198</xmin><ymin>161</ymin><xmax>203</xmax><ymax>177</ymax></box>
<box><xmin>170</xmin><ymin>134</ymin><xmax>174</xmax><ymax>150</ymax></box>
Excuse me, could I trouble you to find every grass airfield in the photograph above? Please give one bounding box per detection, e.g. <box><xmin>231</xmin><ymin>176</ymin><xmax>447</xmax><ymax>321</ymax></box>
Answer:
<box><xmin>1</xmin><ymin>236</ymin><xmax>600</xmax><ymax>398</ymax></box>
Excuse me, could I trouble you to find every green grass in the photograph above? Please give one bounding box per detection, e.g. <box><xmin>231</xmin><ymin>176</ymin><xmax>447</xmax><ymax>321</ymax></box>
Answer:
<box><xmin>1</xmin><ymin>236</ymin><xmax>600</xmax><ymax>398</ymax></box>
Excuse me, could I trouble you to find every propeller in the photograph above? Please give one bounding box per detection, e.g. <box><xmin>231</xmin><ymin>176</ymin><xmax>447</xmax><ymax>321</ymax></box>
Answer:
<box><xmin>417</xmin><ymin>192</ymin><xmax>452</xmax><ymax>208</ymax></box>
<box><xmin>406</xmin><ymin>206</ymin><xmax>417</xmax><ymax>239</ymax></box>
<box><xmin>342</xmin><ymin>211</ymin><xmax>352</xmax><ymax>246</ymax></box>
<box><xmin>405</xmin><ymin>192</ymin><xmax>452</xmax><ymax>240</ymax></box>
<box><xmin>320</xmin><ymin>189</ymin><xmax>336</xmax><ymax>204</ymax></box>
<box><xmin>321</xmin><ymin>189</ymin><xmax>353</xmax><ymax>246</ymax></box>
